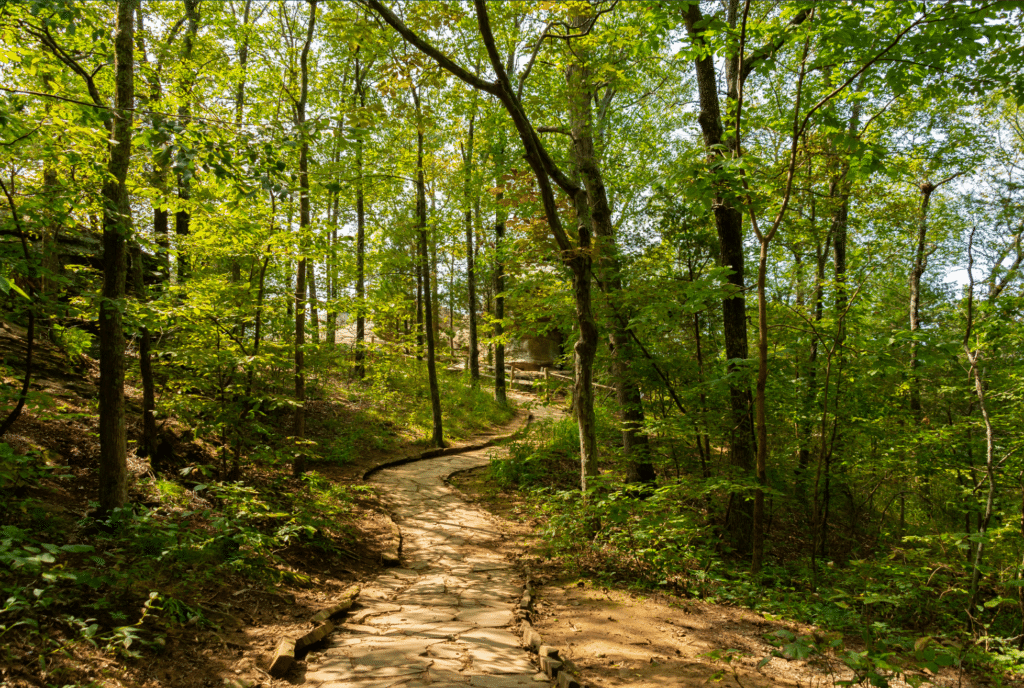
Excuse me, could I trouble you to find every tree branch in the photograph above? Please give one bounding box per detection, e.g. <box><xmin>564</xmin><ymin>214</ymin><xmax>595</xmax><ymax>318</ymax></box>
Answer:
<box><xmin>360</xmin><ymin>0</ymin><xmax>499</xmax><ymax>95</ymax></box>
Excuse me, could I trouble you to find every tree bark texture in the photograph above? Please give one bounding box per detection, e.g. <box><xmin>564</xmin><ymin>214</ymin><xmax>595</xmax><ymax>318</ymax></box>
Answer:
<box><xmin>98</xmin><ymin>0</ymin><xmax>135</xmax><ymax>513</ymax></box>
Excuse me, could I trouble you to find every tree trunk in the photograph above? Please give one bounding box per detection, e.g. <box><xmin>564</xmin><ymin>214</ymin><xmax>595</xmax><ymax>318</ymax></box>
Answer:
<box><xmin>415</xmin><ymin>245</ymin><xmax>424</xmax><ymax>361</ymax></box>
<box><xmin>234</xmin><ymin>0</ymin><xmax>252</xmax><ymax>126</ymax></box>
<box><xmin>98</xmin><ymin>0</ymin><xmax>135</xmax><ymax>514</ymax></box>
<box><xmin>429</xmin><ymin>206</ymin><xmax>440</xmax><ymax>346</ymax></box>
<box><xmin>174</xmin><ymin>0</ymin><xmax>200</xmax><ymax>284</ymax></box>
<box><xmin>415</xmin><ymin>110</ymin><xmax>444</xmax><ymax>448</ymax></box>
<box><xmin>572</xmin><ymin>251</ymin><xmax>600</xmax><ymax>492</ymax></box>
<box><xmin>464</xmin><ymin>112</ymin><xmax>480</xmax><ymax>383</ymax></box>
<box><xmin>308</xmin><ymin>267</ymin><xmax>320</xmax><ymax>342</ymax></box>
<box><xmin>493</xmin><ymin>149</ymin><xmax>507</xmax><ymax>406</ymax></box>
<box><xmin>565</xmin><ymin>22</ymin><xmax>653</xmax><ymax>484</ymax></box>
<box><xmin>909</xmin><ymin>182</ymin><xmax>933</xmax><ymax>418</ymax></box>
<box><xmin>326</xmin><ymin>189</ymin><xmax>339</xmax><ymax>347</ymax></box>
<box><xmin>129</xmin><ymin>243</ymin><xmax>156</xmax><ymax>461</ymax></box>
<box><xmin>292</xmin><ymin>0</ymin><xmax>317</xmax><ymax>477</ymax></box>
<box><xmin>685</xmin><ymin>4</ymin><xmax>755</xmax><ymax>553</ymax></box>
<box><xmin>354</xmin><ymin>60</ymin><xmax>367</xmax><ymax>377</ymax></box>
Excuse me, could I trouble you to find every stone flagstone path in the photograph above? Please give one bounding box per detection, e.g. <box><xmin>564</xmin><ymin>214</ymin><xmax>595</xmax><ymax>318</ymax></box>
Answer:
<box><xmin>302</xmin><ymin>432</ymin><xmax>543</xmax><ymax>688</ymax></box>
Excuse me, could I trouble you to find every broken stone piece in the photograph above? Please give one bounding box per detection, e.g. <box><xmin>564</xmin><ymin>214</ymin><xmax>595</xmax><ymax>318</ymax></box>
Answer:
<box><xmin>538</xmin><ymin>645</ymin><xmax>559</xmax><ymax>659</ymax></box>
<box><xmin>310</xmin><ymin>585</ymin><xmax>361</xmax><ymax>624</ymax></box>
<box><xmin>523</xmin><ymin>625</ymin><xmax>543</xmax><ymax>651</ymax></box>
<box><xmin>268</xmin><ymin>637</ymin><xmax>296</xmax><ymax>677</ymax></box>
<box><xmin>540</xmin><ymin>656</ymin><xmax>562</xmax><ymax>679</ymax></box>
<box><xmin>295</xmin><ymin>621</ymin><xmax>335</xmax><ymax>652</ymax></box>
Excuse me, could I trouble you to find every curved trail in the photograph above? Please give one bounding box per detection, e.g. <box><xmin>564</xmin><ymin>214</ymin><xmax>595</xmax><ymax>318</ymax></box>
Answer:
<box><xmin>302</xmin><ymin>404</ymin><xmax>550</xmax><ymax>688</ymax></box>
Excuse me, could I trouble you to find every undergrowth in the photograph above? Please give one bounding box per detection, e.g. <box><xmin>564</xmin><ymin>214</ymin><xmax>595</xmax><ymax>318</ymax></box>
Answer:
<box><xmin>0</xmin><ymin>439</ymin><xmax>366</xmax><ymax>684</ymax></box>
<box><xmin>490</xmin><ymin>410</ymin><xmax>1024</xmax><ymax>687</ymax></box>
<box><xmin>0</xmin><ymin>344</ymin><xmax>514</xmax><ymax>687</ymax></box>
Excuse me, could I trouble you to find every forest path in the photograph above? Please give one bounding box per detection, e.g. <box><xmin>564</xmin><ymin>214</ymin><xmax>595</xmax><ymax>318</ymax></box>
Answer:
<box><xmin>298</xmin><ymin>395</ymin><xmax>555</xmax><ymax>688</ymax></box>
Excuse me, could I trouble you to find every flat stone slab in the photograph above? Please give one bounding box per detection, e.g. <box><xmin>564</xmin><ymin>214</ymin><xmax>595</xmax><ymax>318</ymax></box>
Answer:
<box><xmin>330</xmin><ymin>637</ymin><xmax>441</xmax><ymax>660</ymax></box>
<box><xmin>460</xmin><ymin>629</ymin><xmax>522</xmax><ymax>647</ymax></box>
<box><xmin>372</xmin><ymin>607</ymin><xmax>459</xmax><ymax>626</ymax></box>
<box><xmin>456</xmin><ymin>609</ymin><xmax>514</xmax><ymax>628</ymax></box>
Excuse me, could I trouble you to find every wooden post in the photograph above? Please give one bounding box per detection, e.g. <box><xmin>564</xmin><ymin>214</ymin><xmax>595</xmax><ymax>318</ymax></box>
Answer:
<box><xmin>543</xmin><ymin>367</ymin><xmax>550</xmax><ymax>402</ymax></box>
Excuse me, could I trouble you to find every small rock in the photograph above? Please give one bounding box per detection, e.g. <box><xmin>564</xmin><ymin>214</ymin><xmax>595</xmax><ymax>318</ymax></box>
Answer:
<box><xmin>540</xmin><ymin>656</ymin><xmax>562</xmax><ymax>679</ymax></box>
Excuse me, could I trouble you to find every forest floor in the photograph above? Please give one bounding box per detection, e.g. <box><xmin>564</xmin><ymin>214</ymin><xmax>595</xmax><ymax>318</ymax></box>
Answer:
<box><xmin>0</xmin><ymin>323</ymin><xmax>985</xmax><ymax>688</ymax></box>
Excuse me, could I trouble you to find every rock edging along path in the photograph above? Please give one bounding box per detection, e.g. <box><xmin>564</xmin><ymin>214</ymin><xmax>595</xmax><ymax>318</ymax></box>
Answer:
<box><xmin>297</xmin><ymin>404</ymin><xmax>568</xmax><ymax>688</ymax></box>
<box><xmin>361</xmin><ymin>408</ymin><xmax>533</xmax><ymax>481</ymax></box>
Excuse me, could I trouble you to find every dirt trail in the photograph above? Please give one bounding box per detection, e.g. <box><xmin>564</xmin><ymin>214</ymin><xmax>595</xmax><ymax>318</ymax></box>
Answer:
<box><xmin>294</xmin><ymin>400</ymin><xmax>556</xmax><ymax>688</ymax></box>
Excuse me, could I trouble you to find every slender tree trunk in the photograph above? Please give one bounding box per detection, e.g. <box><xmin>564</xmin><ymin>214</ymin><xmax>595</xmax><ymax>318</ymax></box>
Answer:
<box><xmin>429</xmin><ymin>205</ymin><xmax>440</xmax><ymax>346</ymax></box>
<box><xmin>415</xmin><ymin>247</ymin><xmax>424</xmax><ymax>361</ymax></box>
<box><xmin>463</xmin><ymin>112</ymin><xmax>480</xmax><ymax>383</ymax></box>
<box><xmin>963</xmin><ymin>233</ymin><xmax>997</xmax><ymax>618</ymax></box>
<box><xmin>493</xmin><ymin>150</ymin><xmax>507</xmax><ymax>406</ymax></box>
<box><xmin>815</xmin><ymin>97</ymin><xmax>862</xmax><ymax>544</ymax></box>
<box><xmin>690</xmin><ymin>260</ymin><xmax>711</xmax><ymax>479</ymax></box>
<box><xmin>97</xmin><ymin>0</ymin><xmax>135</xmax><ymax>513</ymax></box>
<box><xmin>227</xmin><ymin>0</ymin><xmax>253</xmax><ymax>286</ymax></box>
<box><xmin>308</xmin><ymin>268</ymin><xmax>319</xmax><ymax>342</ymax></box>
<box><xmin>909</xmin><ymin>183</ymin><xmax>934</xmax><ymax>418</ymax></box>
<box><xmin>129</xmin><ymin>243</ymin><xmax>156</xmax><ymax>461</ymax></box>
<box><xmin>354</xmin><ymin>182</ymin><xmax>366</xmax><ymax>374</ymax></box>
<box><xmin>234</xmin><ymin>0</ymin><xmax>252</xmax><ymax>126</ymax></box>
<box><xmin>352</xmin><ymin>60</ymin><xmax>368</xmax><ymax>376</ymax></box>
<box><xmin>292</xmin><ymin>0</ymin><xmax>317</xmax><ymax>477</ymax></box>
<box><xmin>248</xmin><ymin>252</ymin><xmax>270</xmax><ymax>396</ymax></box>
<box><xmin>326</xmin><ymin>189</ymin><xmax>340</xmax><ymax>347</ymax></box>
<box><xmin>572</xmin><ymin>254</ymin><xmax>600</xmax><ymax>491</ymax></box>
<box><xmin>415</xmin><ymin>111</ymin><xmax>444</xmax><ymax>447</ymax></box>
<box><xmin>174</xmin><ymin>0</ymin><xmax>199</xmax><ymax>284</ymax></box>
<box><xmin>133</xmin><ymin>6</ymin><xmax>170</xmax><ymax>282</ymax></box>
